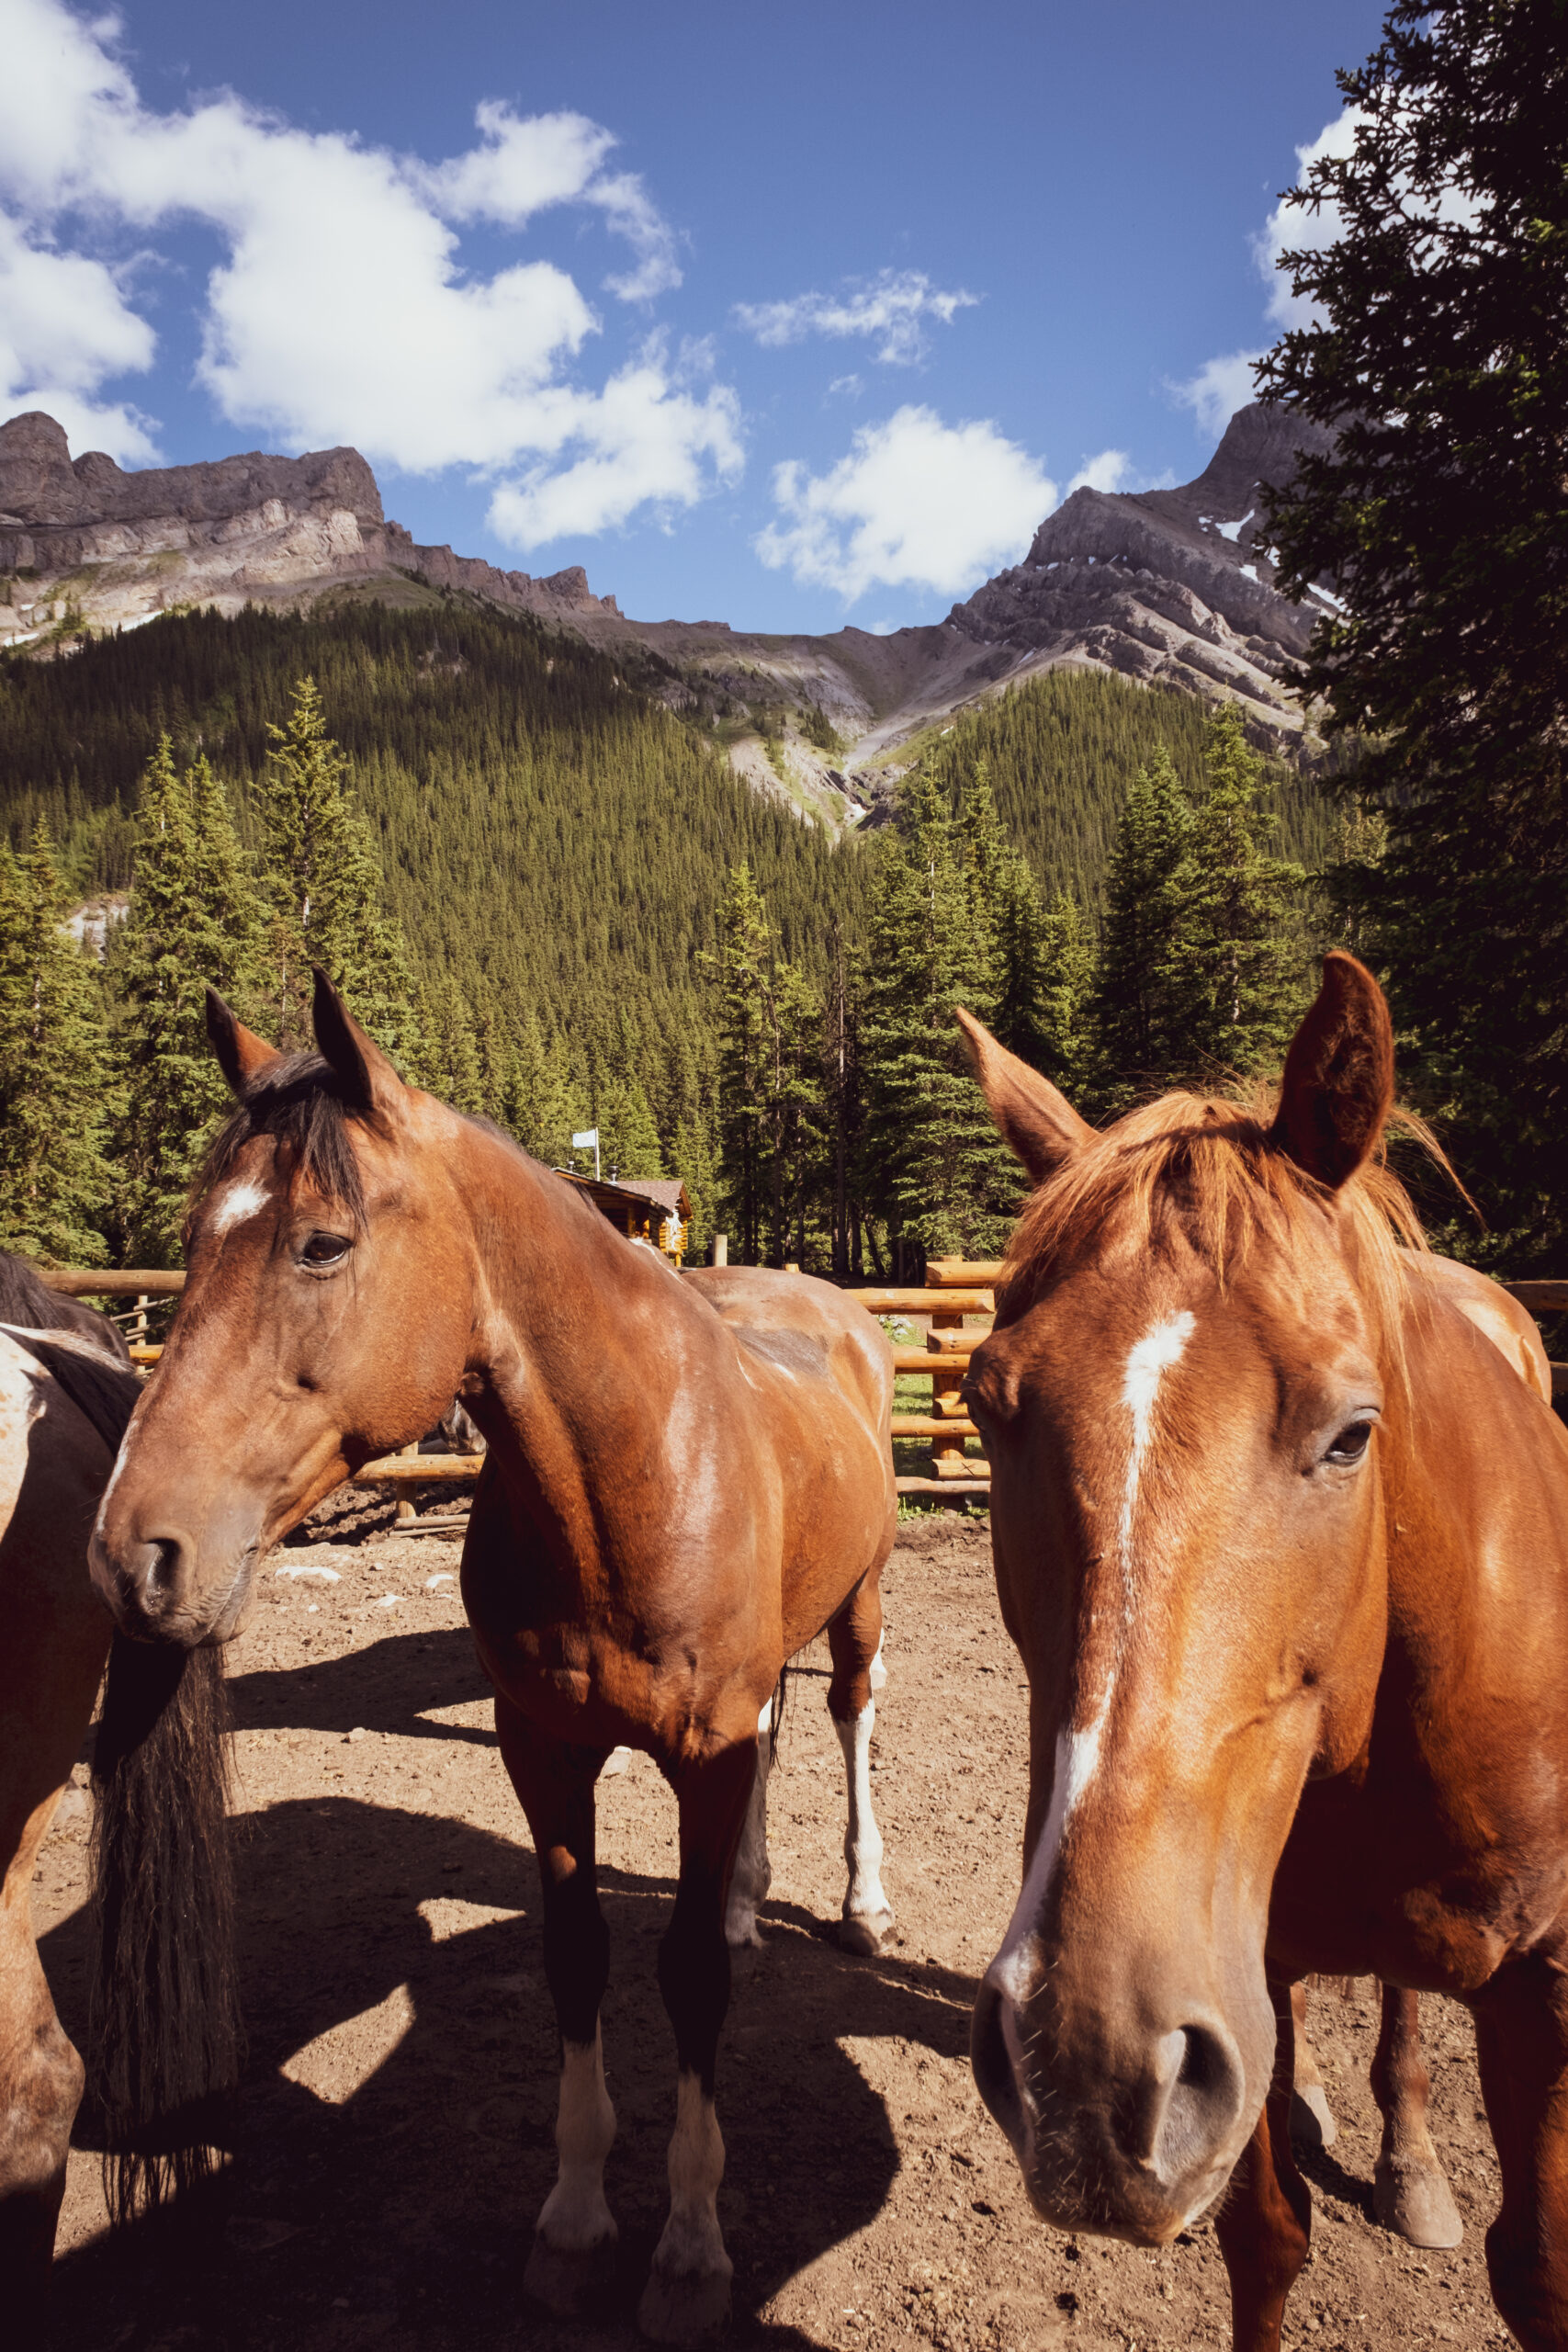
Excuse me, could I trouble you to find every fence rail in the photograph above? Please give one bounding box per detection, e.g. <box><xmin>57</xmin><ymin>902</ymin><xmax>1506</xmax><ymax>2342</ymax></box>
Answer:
<box><xmin>33</xmin><ymin>1257</ymin><xmax>1567</xmax><ymax>1504</ymax></box>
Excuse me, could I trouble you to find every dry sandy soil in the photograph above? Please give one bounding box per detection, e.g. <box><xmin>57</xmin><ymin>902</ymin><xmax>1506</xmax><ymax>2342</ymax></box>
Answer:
<box><xmin>35</xmin><ymin>1510</ymin><xmax>1508</xmax><ymax>2351</ymax></box>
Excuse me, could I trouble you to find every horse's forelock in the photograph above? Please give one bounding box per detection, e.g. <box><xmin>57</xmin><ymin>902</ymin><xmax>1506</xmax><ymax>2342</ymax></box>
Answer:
<box><xmin>996</xmin><ymin>1086</ymin><xmax>1432</xmax><ymax>1398</ymax></box>
<box><xmin>187</xmin><ymin>1052</ymin><xmax>373</xmax><ymax>1238</ymax></box>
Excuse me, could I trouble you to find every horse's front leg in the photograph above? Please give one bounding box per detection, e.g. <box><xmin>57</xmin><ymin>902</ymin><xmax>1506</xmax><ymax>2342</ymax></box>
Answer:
<box><xmin>1214</xmin><ymin>1972</ymin><xmax>1312</xmax><ymax>2352</ymax></box>
<box><xmin>828</xmin><ymin>1569</ymin><xmax>894</xmax><ymax>1952</ymax></box>
<box><xmin>1371</xmin><ymin>1984</ymin><xmax>1462</xmax><ymax>2247</ymax></box>
<box><xmin>641</xmin><ymin>1737</ymin><xmax>757</xmax><ymax>2346</ymax></box>
<box><xmin>724</xmin><ymin>1694</ymin><xmax>775</xmax><ymax>1950</ymax></box>
<box><xmin>494</xmin><ymin>1695</ymin><xmax>618</xmax><ymax>2316</ymax></box>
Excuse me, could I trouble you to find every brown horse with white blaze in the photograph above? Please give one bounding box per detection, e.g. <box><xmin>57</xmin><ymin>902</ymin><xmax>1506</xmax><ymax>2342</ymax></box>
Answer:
<box><xmin>89</xmin><ymin>973</ymin><xmax>897</xmax><ymax>2345</ymax></box>
<box><xmin>956</xmin><ymin>954</ymin><xmax>1568</xmax><ymax>2352</ymax></box>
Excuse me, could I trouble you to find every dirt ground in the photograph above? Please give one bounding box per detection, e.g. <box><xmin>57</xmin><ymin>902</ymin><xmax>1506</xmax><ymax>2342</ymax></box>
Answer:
<box><xmin>34</xmin><ymin>1509</ymin><xmax>1510</xmax><ymax>2351</ymax></box>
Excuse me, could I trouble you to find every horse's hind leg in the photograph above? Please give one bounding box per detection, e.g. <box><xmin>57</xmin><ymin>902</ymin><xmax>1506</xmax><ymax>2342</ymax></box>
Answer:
<box><xmin>827</xmin><ymin>1569</ymin><xmax>894</xmax><ymax>1954</ymax></box>
<box><xmin>1288</xmin><ymin>1979</ymin><xmax>1338</xmax><ymax>2152</ymax></box>
<box><xmin>641</xmin><ymin>1736</ymin><xmax>756</xmax><ymax>2347</ymax></box>
<box><xmin>494</xmin><ymin>1696</ymin><xmax>617</xmax><ymax>2317</ymax></box>
<box><xmin>1371</xmin><ymin>1984</ymin><xmax>1462</xmax><ymax>2248</ymax></box>
<box><xmin>725</xmin><ymin>1695</ymin><xmax>775</xmax><ymax>1950</ymax></box>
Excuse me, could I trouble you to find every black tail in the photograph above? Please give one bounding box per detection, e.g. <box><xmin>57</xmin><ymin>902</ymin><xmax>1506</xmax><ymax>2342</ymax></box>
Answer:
<box><xmin>89</xmin><ymin>1634</ymin><xmax>243</xmax><ymax>2223</ymax></box>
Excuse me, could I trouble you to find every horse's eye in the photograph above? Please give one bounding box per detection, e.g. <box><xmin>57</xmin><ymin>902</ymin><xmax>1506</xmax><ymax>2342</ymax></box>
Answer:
<box><xmin>1325</xmin><ymin>1420</ymin><xmax>1372</xmax><ymax>1466</ymax></box>
<box><xmin>301</xmin><ymin>1232</ymin><xmax>351</xmax><ymax>1267</ymax></box>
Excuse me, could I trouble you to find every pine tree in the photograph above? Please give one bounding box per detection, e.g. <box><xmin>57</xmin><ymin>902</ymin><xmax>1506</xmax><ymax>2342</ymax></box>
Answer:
<box><xmin>109</xmin><ymin>739</ymin><xmax>261</xmax><ymax>1264</ymax></box>
<box><xmin>1184</xmin><ymin>707</ymin><xmax>1305</xmax><ymax>1077</ymax></box>
<box><xmin>0</xmin><ymin>822</ymin><xmax>112</xmax><ymax>1264</ymax></box>
<box><xmin>256</xmin><ymin>675</ymin><xmax>424</xmax><ymax>1066</ymax></box>
<box><xmin>600</xmin><ymin>1076</ymin><xmax>666</xmax><ymax>1182</ymax></box>
<box><xmin>859</xmin><ymin>772</ymin><xmax>1021</xmax><ymax>1272</ymax></box>
<box><xmin>707</xmin><ymin>865</ymin><xmax>775</xmax><ymax>1264</ymax></box>
<box><xmin>1089</xmin><ymin>748</ymin><xmax>1203</xmax><ymax>1113</ymax></box>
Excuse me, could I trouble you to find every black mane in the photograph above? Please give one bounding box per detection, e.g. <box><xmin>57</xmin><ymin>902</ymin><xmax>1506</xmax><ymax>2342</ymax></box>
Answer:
<box><xmin>192</xmin><ymin>1052</ymin><xmax>373</xmax><ymax>1228</ymax></box>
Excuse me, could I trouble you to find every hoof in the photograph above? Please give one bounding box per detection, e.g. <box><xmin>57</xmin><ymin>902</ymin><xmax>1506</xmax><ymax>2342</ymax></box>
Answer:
<box><xmin>637</xmin><ymin>2257</ymin><xmax>733</xmax><ymax>2346</ymax></box>
<box><xmin>525</xmin><ymin>2233</ymin><xmax>617</xmax><ymax>2315</ymax></box>
<box><xmin>1374</xmin><ymin>2156</ymin><xmax>1464</xmax><ymax>2249</ymax></box>
<box><xmin>834</xmin><ymin>1908</ymin><xmax>893</xmax><ymax>1956</ymax></box>
<box><xmin>724</xmin><ymin>1905</ymin><xmax>763</xmax><ymax>1950</ymax></box>
<box><xmin>1290</xmin><ymin>2081</ymin><xmax>1338</xmax><ymax>2152</ymax></box>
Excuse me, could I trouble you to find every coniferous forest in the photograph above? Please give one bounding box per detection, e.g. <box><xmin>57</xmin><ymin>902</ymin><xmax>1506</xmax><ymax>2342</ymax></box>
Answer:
<box><xmin>0</xmin><ymin>583</ymin><xmax>1495</xmax><ymax>1279</ymax></box>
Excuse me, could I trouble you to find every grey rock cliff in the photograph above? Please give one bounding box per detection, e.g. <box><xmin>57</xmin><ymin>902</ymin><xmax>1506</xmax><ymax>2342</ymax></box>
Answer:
<box><xmin>942</xmin><ymin>403</ymin><xmax>1338</xmax><ymax>732</ymax></box>
<box><xmin>0</xmin><ymin>410</ymin><xmax>619</xmax><ymax>641</ymax></box>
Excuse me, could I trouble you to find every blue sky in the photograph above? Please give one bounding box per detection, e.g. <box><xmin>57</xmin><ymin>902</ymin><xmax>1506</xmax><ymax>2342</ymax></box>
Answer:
<box><xmin>1</xmin><ymin>0</ymin><xmax>1383</xmax><ymax>632</ymax></box>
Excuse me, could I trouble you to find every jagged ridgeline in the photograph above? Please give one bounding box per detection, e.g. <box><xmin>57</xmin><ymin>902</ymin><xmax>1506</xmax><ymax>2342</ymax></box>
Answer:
<box><xmin>0</xmin><ymin>601</ymin><xmax>868</xmax><ymax>1039</ymax></box>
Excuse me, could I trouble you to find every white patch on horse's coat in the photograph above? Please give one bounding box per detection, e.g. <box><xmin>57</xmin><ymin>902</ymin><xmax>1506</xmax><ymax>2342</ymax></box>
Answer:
<box><xmin>536</xmin><ymin>2029</ymin><xmax>618</xmax><ymax>2253</ymax></box>
<box><xmin>275</xmin><ymin>1563</ymin><xmax>340</xmax><ymax>1582</ymax></box>
<box><xmin>1116</xmin><ymin>1309</ymin><xmax>1195</xmax><ymax>1579</ymax></box>
<box><xmin>987</xmin><ymin>1308</ymin><xmax>1194</xmax><ymax>2014</ymax></box>
<box><xmin>835</xmin><ymin>1701</ymin><xmax>892</xmax><ymax>1939</ymax></box>
<box><xmin>868</xmin><ymin>1631</ymin><xmax>887</xmax><ymax>1691</ymax></box>
<box><xmin>93</xmin><ymin>1413</ymin><xmax>137</xmax><ymax>1538</ymax></box>
<box><xmin>209</xmin><ymin>1177</ymin><xmax>270</xmax><ymax>1236</ymax></box>
<box><xmin>650</xmin><ymin>2070</ymin><xmax>729</xmax><ymax>2288</ymax></box>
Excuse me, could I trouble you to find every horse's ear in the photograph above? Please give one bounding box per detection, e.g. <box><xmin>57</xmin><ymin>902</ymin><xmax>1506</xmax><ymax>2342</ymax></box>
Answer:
<box><xmin>310</xmin><ymin>967</ymin><xmax>404</xmax><ymax>1117</ymax></box>
<box><xmin>205</xmin><ymin>987</ymin><xmax>281</xmax><ymax>1097</ymax></box>
<box><xmin>1270</xmin><ymin>951</ymin><xmax>1394</xmax><ymax>1190</ymax></box>
<box><xmin>956</xmin><ymin>1006</ymin><xmax>1095</xmax><ymax>1186</ymax></box>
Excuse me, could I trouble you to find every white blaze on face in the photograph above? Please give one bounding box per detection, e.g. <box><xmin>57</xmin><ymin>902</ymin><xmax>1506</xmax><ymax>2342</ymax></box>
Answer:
<box><xmin>209</xmin><ymin>1177</ymin><xmax>271</xmax><ymax>1237</ymax></box>
<box><xmin>990</xmin><ymin>1306</ymin><xmax>1196</xmax><ymax>2010</ymax></box>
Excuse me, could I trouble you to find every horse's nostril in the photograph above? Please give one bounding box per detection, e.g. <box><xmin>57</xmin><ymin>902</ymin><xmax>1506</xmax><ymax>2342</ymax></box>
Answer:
<box><xmin>971</xmin><ymin>1977</ymin><xmax>1027</xmax><ymax>2160</ymax></box>
<box><xmin>1151</xmin><ymin>2023</ymin><xmax>1246</xmax><ymax>2187</ymax></box>
<box><xmin>145</xmin><ymin>1537</ymin><xmax>184</xmax><ymax>1595</ymax></box>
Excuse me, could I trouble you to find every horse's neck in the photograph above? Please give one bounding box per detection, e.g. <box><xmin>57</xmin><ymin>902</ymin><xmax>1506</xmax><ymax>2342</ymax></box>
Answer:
<box><xmin>457</xmin><ymin>1128</ymin><xmax>694</xmax><ymax>1461</ymax></box>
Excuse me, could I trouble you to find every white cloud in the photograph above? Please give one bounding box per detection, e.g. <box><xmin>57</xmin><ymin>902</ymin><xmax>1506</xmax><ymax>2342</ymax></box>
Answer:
<box><xmin>755</xmin><ymin>403</ymin><xmax>1054</xmax><ymax>604</ymax></box>
<box><xmin>735</xmin><ymin>270</ymin><xmax>978</xmax><ymax>366</ymax></box>
<box><xmin>1067</xmin><ymin>448</ymin><xmax>1131</xmax><ymax>495</ymax></box>
<box><xmin>1170</xmin><ymin>351</ymin><xmax>1264</xmax><ymax>440</ymax></box>
<box><xmin>0</xmin><ymin>0</ymin><xmax>728</xmax><ymax>539</ymax></box>
<box><xmin>0</xmin><ymin>209</ymin><xmax>159</xmax><ymax>459</ymax></box>
<box><xmin>486</xmin><ymin>341</ymin><xmax>741</xmax><ymax>547</ymax></box>
<box><xmin>1170</xmin><ymin>107</ymin><xmax>1359</xmax><ymax>437</ymax></box>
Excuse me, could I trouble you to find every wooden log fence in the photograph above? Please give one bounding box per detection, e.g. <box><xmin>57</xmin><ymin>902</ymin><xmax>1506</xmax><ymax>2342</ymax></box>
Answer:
<box><xmin>36</xmin><ymin>1260</ymin><xmax>1568</xmax><ymax>1507</ymax></box>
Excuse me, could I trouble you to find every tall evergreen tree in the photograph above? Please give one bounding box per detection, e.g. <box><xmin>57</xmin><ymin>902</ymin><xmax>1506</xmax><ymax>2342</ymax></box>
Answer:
<box><xmin>707</xmin><ymin>865</ymin><xmax>775</xmax><ymax>1264</ymax></box>
<box><xmin>1184</xmin><ymin>707</ymin><xmax>1305</xmax><ymax>1077</ymax></box>
<box><xmin>859</xmin><ymin>772</ymin><xmax>1021</xmax><ymax>1272</ymax></box>
<box><xmin>1089</xmin><ymin>748</ymin><xmax>1203</xmax><ymax>1111</ymax></box>
<box><xmin>108</xmin><ymin>740</ymin><xmax>260</xmax><ymax>1264</ymax></box>
<box><xmin>1257</xmin><ymin>0</ymin><xmax>1568</xmax><ymax>1261</ymax></box>
<box><xmin>256</xmin><ymin>675</ymin><xmax>424</xmax><ymax>1067</ymax></box>
<box><xmin>0</xmin><ymin>822</ymin><xmax>112</xmax><ymax>1264</ymax></box>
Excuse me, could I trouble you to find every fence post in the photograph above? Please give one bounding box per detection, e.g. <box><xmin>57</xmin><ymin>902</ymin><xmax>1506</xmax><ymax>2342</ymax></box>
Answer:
<box><xmin>711</xmin><ymin>1233</ymin><xmax>728</xmax><ymax>1268</ymax></box>
<box><xmin>395</xmin><ymin>1441</ymin><xmax>419</xmax><ymax>1525</ymax></box>
<box><xmin>927</xmin><ymin>1310</ymin><xmax>971</xmax><ymax>1479</ymax></box>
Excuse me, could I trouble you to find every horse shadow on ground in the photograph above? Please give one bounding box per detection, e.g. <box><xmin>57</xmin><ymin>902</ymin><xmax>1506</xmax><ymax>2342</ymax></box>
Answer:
<box><xmin>44</xmin><ymin>1627</ymin><xmax>979</xmax><ymax>2352</ymax></box>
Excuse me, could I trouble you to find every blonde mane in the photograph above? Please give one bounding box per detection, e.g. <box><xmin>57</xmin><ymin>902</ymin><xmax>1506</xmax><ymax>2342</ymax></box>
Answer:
<box><xmin>997</xmin><ymin>1086</ymin><xmax>1437</xmax><ymax>1394</ymax></box>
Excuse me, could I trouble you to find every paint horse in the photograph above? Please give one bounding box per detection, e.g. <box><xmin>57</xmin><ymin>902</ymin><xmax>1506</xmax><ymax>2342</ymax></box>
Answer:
<box><xmin>89</xmin><ymin>974</ymin><xmax>898</xmax><ymax>2346</ymax></box>
<box><xmin>0</xmin><ymin>1256</ymin><xmax>238</xmax><ymax>2326</ymax></box>
<box><xmin>958</xmin><ymin>954</ymin><xmax>1568</xmax><ymax>2352</ymax></box>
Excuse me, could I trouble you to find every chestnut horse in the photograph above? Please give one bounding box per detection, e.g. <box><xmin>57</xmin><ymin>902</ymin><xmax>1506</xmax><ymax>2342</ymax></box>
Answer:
<box><xmin>957</xmin><ymin>953</ymin><xmax>1568</xmax><ymax>2352</ymax></box>
<box><xmin>89</xmin><ymin>973</ymin><xmax>897</xmax><ymax>2345</ymax></box>
<box><xmin>0</xmin><ymin>1260</ymin><xmax>238</xmax><ymax>2324</ymax></box>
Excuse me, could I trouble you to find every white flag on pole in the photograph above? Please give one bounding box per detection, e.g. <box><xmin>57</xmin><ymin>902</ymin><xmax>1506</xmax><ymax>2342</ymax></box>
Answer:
<box><xmin>571</xmin><ymin>1129</ymin><xmax>599</xmax><ymax>1149</ymax></box>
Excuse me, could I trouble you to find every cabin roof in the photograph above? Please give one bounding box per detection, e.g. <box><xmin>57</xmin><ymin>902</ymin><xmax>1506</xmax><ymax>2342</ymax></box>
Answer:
<box><xmin>556</xmin><ymin>1170</ymin><xmax>693</xmax><ymax>1224</ymax></box>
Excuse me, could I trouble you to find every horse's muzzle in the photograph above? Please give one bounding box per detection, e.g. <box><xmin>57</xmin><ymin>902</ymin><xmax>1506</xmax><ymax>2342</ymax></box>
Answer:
<box><xmin>971</xmin><ymin>1967</ymin><xmax>1254</xmax><ymax>2244</ymax></box>
<box><xmin>89</xmin><ymin>1516</ymin><xmax>257</xmax><ymax>1646</ymax></box>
